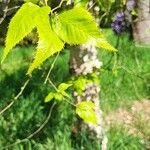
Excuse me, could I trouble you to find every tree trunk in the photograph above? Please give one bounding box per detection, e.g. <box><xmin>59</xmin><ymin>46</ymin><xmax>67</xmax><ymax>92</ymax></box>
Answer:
<box><xmin>70</xmin><ymin>44</ymin><xmax>107</xmax><ymax>149</ymax></box>
<box><xmin>133</xmin><ymin>0</ymin><xmax>150</xmax><ymax>45</ymax></box>
<box><xmin>70</xmin><ymin>3</ymin><xmax>108</xmax><ymax>145</ymax></box>
<box><xmin>69</xmin><ymin>1</ymin><xmax>108</xmax><ymax>148</ymax></box>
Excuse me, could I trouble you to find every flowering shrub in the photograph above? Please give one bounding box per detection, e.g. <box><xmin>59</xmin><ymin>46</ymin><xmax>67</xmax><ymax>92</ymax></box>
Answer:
<box><xmin>111</xmin><ymin>0</ymin><xmax>136</xmax><ymax>34</ymax></box>
<box><xmin>111</xmin><ymin>12</ymin><xmax>125</xmax><ymax>33</ymax></box>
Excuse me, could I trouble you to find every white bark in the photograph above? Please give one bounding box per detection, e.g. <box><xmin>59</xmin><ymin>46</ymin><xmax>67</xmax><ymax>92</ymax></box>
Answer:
<box><xmin>70</xmin><ymin>43</ymin><xmax>107</xmax><ymax>150</ymax></box>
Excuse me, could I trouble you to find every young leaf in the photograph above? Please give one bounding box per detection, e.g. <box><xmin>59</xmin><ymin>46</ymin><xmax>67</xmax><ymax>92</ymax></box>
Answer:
<box><xmin>52</xmin><ymin>7</ymin><xmax>101</xmax><ymax>45</ymax></box>
<box><xmin>73</xmin><ymin>77</ymin><xmax>89</xmax><ymax>94</ymax></box>
<box><xmin>60</xmin><ymin>91</ymin><xmax>71</xmax><ymax>99</ymax></box>
<box><xmin>58</xmin><ymin>83</ymin><xmax>72</xmax><ymax>91</ymax></box>
<box><xmin>54</xmin><ymin>93</ymin><xmax>63</xmax><ymax>101</ymax></box>
<box><xmin>96</xmin><ymin>38</ymin><xmax>117</xmax><ymax>52</ymax></box>
<box><xmin>1</xmin><ymin>2</ymin><xmax>40</xmax><ymax>63</ymax></box>
<box><xmin>27</xmin><ymin>6</ymin><xmax>64</xmax><ymax>75</ymax></box>
<box><xmin>76</xmin><ymin>101</ymin><xmax>97</xmax><ymax>124</ymax></box>
<box><xmin>45</xmin><ymin>92</ymin><xmax>55</xmax><ymax>102</ymax></box>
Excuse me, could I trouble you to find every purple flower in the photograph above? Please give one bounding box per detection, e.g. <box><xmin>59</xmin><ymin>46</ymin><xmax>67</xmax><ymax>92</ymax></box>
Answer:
<box><xmin>111</xmin><ymin>12</ymin><xmax>125</xmax><ymax>34</ymax></box>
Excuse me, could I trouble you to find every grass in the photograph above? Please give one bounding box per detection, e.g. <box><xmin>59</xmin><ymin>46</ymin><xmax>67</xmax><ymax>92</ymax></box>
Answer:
<box><xmin>99</xmin><ymin>30</ymin><xmax>150</xmax><ymax>112</ymax></box>
<box><xmin>0</xmin><ymin>29</ymin><xmax>149</xmax><ymax>149</ymax></box>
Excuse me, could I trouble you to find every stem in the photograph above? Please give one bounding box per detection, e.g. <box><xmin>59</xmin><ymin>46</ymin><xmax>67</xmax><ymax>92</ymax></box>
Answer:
<box><xmin>44</xmin><ymin>52</ymin><xmax>60</xmax><ymax>84</ymax></box>
<box><xmin>48</xmin><ymin>78</ymin><xmax>58</xmax><ymax>92</ymax></box>
<box><xmin>51</xmin><ymin>0</ymin><xmax>65</xmax><ymax>13</ymax></box>
<box><xmin>14</xmin><ymin>79</ymin><xmax>30</xmax><ymax>100</ymax></box>
<box><xmin>47</xmin><ymin>78</ymin><xmax>76</xmax><ymax>107</ymax></box>
<box><xmin>88</xmin><ymin>1</ymin><xmax>96</xmax><ymax>11</ymax></box>
<box><xmin>0</xmin><ymin>79</ymin><xmax>30</xmax><ymax>115</ymax></box>
<box><xmin>0</xmin><ymin>0</ymin><xmax>10</xmax><ymax>25</ymax></box>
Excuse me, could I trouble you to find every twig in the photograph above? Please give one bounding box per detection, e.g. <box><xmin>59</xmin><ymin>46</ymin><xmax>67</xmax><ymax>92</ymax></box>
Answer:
<box><xmin>14</xmin><ymin>79</ymin><xmax>30</xmax><ymax>100</ymax></box>
<box><xmin>0</xmin><ymin>102</ymin><xmax>56</xmax><ymax>150</ymax></box>
<box><xmin>51</xmin><ymin>0</ymin><xmax>65</xmax><ymax>13</ymax></box>
<box><xmin>48</xmin><ymin>78</ymin><xmax>58</xmax><ymax>91</ymax></box>
<box><xmin>0</xmin><ymin>0</ymin><xmax>10</xmax><ymax>25</ymax></box>
<box><xmin>99</xmin><ymin>12</ymin><xmax>107</xmax><ymax>25</ymax></box>
<box><xmin>44</xmin><ymin>52</ymin><xmax>60</xmax><ymax>84</ymax></box>
<box><xmin>0</xmin><ymin>101</ymin><xmax>14</xmax><ymax>116</ymax></box>
<box><xmin>47</xmin><ymin>78</ymin><xmax>76</xmax><ymax>106</ymax></box>
<box><xmin>4</xmin><ymin>6</ymin><xmax>20</xmax><ymax>12</ymax></box>
<box><xmin>88</xmin><ymin>1</ymin><xmax>96</xmax><ymax>11</ymax></box>
<box><xmin>0</xmin><ymin>79</ymin><xmax>30</xmax><ymax>115</ymax></box>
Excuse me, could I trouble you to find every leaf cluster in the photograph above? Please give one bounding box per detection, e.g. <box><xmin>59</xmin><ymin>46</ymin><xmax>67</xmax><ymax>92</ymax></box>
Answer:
<box><xmin>1</xmin><ymin>2</ymin><xmax>116</xmax><ymax>75</ymax></box>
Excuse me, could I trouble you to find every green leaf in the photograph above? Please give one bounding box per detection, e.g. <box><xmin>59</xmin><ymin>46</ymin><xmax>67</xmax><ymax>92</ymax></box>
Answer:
<box><xmin>74</xmin><ymin>0</ymin><xmax>89</xmax><ymax>7</ymax></box>
<box><xmin>27</xmin><ymin>6</ymin><xmax>64</xmax><ymax>75</ymax></box>
<box><xmin>52</xmin><ymin>7</ymin><xmax>101</xmax><ymax>45</ymax></box>
<box><xmin>73</xmin><ymin>77</ymin><xmax>89</xmax><ymax>94</ymax></box>
<box><xmin>96</xmin><ymin>38</ymin><xmax>117</xmax><ymax>52</ymax></box>
<box><xmin>1</xmin><ymin>2</ymin><xmax>40</xmax><ymax>63</ymax></box>
<box><xmin>54</xmin><ymin>93</ymin><xmax>63</xmax><ymax>101</ymax></box>
<box><xmin>58</xmin><ymin>83</ymin><xmax>72</xmax><ymax>91</ymax></box>
<box><xmin>60</xmin><ymin>91</ymin><xmax>71</xmax><ymax>99</ymax></box>
<box><xmin>45</xmin><ymin>92</ymin><xmax>55</xmax><ymax>102</ymax></box>
<box><xmin>76</xmin><ymin>101</ymin><xmax>97</xmax><ymax>124</ymax></box>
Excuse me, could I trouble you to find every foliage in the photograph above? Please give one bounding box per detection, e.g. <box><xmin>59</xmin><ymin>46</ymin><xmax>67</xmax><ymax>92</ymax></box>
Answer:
<box><xmin>0</xmin><ymin>32</ymin><xmax>149</xmax><ymax>148</ymax></box>
<box><xmin>0</xmin><ymin>0</ymin><xmax>149</xmax><ymax>148</ymax></box>
<box><xmin>45</xmin><ymin>83</ymin><xmax>72</xmax><ymax>102</ymax></box>
<box><xmin>1</xmin><ymin>2</ymin><xmax>116</xmax><ymax>76</ymax></box>
<box><xmin>73</xmin><ymin>76</ymin><xmax>91</xmax><ymax>94</ymax></box>
<box><xmin>52</xmin><ymin>7</ymin><xmax>100</xmax><ymax>44</ymax></box>
<box><xmin>1</xmin><ymin>2</ymin><xmax>39</xmax><ymax>63</ymax></box>
<box><xmin>27</xmin><ymin>6</ymin><xmax>64</xmax><ymax>75</ymax></box>
<box><xmin>0</xmin><ymin>1</ymin><xmax>117</xmax><ymax>125</ymax></box>
<box><xmin>76</xmin><ymin>101</ymin><xmax>97</xmax><ymax>124</ymax></box>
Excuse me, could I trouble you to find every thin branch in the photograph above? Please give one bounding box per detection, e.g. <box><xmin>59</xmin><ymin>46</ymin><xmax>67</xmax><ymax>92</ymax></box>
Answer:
<box><xmin>0</xmin><ymin>102</ymin><xmax>56</xmax><ymax>150</ymax></box>
<box><xmin>14</xmin><ymin>79</ymin><xmax>30</xmax><ymax>100</ymax></box>
<box><xmin>0</xmin><ymin>79</ymin><xmax>30</xmax><ymax>115</ymax></box>
<box><xmin>0</xmin><ymin>101</ymin><xmax>14</xmax><ymax>115</ymax></box>
<box><xmin>88</xmin><ymin>1</ymin><xmax>96</xmax><ymax>11</ymax></box>
<box><xmin>51</xmin><ymin>0</ymin><xmax>65</xmax><ymax>13</ymax></box>
<box><xmin>47</xmin><ymin>78</ymin><xmax>76</xmax><ymax>107</ymax></box>
<box><xmin>44</xmin><ymin>52</ymin><xmax>60</xmax><ymax>84</ymax></box>
<box><xmin>0</xmin><ymin>0</ymin><xmax>10</xmax><ymax>25</ymax></box>
<box><xmin>4</xmin><ymin>6</ymin><xmax>20</xmax><ymax>12</ymax></box>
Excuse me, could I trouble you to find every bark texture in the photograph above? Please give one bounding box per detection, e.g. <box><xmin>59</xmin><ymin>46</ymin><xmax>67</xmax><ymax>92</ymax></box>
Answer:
<box><xmin>70</xmin><ymin>1</ymin><xmax>108</xmax><ymax>149</ymax></box>
<box><xmin>133</xmin><ymin>0</ymin><xmax>150</xmax><ymax>44</ymax></box>
<box><xmin>70</xmin><ymin>44</ymin><xmax>107</xmax><ymax>149</ymax></box>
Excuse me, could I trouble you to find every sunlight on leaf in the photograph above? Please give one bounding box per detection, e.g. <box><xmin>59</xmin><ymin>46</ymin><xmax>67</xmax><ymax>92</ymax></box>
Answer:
<box><xmin>52</xmin><ymin>7</ymin><xmax>101</xmax><ymax>45</ymax></box>
<box><xmin>45</xmin><ymin>92</ymin><xmax>55</xmax><ymax>102</ymax></box>
<box><xmin>76</xmin><ymin>101</ymin><xmax>97</xmax><ymax>124</ymax></box>
<box><xmin>27</xmin><ymin>6</ymin><xmax>64</xmax><ymax>75</ymax></box>
<box><xmin>1</xmin><ymin>2</ymin><xmax>40</xmax><ymax>63</ymax></box>
<box><xmin>58</xmin><ymin>83</ymin><xmax>72</xmax><ymax>91</ymax></box>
